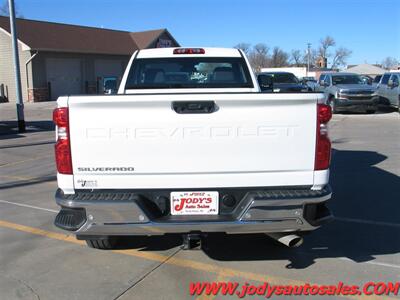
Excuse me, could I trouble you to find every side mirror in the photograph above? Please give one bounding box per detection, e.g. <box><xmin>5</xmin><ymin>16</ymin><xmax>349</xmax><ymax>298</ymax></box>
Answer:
<box><xmin>388</xmin><ymin>79</ymin><xmax>398</xmax><ymax>88</ymax></box>
<box><xmin>103</xmin><ymin>77</ymin><xmax>118</xmax><ymax>94</ymax></box>
<box><xmin>258</xmin><ymin>75</ymin><xmax>273</xmax><ymax>91</ymax></box>
<box><xmin>104</xmin><ymin>88</ymin><xmax>116</xmax><ymax>95</ymax></box>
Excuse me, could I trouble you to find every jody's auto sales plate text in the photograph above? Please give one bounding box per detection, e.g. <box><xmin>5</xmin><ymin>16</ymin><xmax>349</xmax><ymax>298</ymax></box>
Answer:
<box><xmin>171</xmin><ymin>192</ymin><xmax>219</xmax><ymax>215</ymax></box>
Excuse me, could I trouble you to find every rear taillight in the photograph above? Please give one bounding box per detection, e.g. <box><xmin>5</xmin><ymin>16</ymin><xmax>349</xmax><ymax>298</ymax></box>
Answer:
<box><xmin>315</xmin><ymin>104</ymin><xmax>332</xmax><ymax>170</ymax></box>
<box><xmin>173</xmin><ymin>48</ymin><xmax>205</xmax><ymax>54</ymax></box>
<box><xmin>53</xmin><ymin>108</ymin><xmax>72</xmax><ymax>174</ymax></box>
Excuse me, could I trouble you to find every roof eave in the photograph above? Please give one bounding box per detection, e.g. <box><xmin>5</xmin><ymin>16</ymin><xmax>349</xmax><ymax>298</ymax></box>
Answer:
<box><xmin>29</xmin><ymin>48</ymin><xmax>134</xmax><ymax>56</ymax></box>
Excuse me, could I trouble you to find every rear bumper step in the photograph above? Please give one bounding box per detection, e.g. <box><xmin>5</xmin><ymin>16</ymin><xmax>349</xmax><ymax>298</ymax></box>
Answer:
<box><xmin>55</xmin><ymin>186</ymin><xmax>332</xmax><ymax>235</ymax></box>
<box><xmin>54</xmin><ymin>207</ymin><xmax>86</xmax><ymax>231</ymax></box>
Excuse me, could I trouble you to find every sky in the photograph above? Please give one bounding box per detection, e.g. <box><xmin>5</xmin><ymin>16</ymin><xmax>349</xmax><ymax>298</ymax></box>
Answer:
<box><xmin>13</xmin><ymin>0</ymin><xmax>400</xmax><ymax>66</ymax></box>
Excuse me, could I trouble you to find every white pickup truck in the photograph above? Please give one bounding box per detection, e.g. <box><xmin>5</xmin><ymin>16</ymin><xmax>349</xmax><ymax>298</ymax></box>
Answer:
<box><xmin>53</xmin><ymin>47</ymin><xmax>333</xmax><ymax>249</ymax></box>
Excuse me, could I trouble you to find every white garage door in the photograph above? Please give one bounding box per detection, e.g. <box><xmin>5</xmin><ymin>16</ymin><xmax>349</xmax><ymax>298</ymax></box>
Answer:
<box><xmin>46</xmin><ymin>58</ymin><xmax>81</xmax><ymax>100</ymax></box>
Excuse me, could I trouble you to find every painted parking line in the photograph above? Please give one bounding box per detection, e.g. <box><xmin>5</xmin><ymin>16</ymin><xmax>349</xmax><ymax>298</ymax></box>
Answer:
<box><xmin>339</xmin><ymin>257</ymin><xmax>400</xmax><ymax>270</ymax></box>
<box><xmin>0</xmin><ymin>154</ymin><xmax>51</xmax><ymax>168</ymax></box>
<box><xmin>0</xmin><ymin>200</ymin><xmax>58</xmax><ymax>213</ymax></box>
<box><xmin>364</xmin><ymin>261</ymin><xmax>400</xmax><ymax>270</ymax></box>
<box><xmin>0</xmin><ymin>219</ymin><xmax>397</xmax><ymax>300</ymax></box>
<box><xmin>0</xmin><ymin>175</ymin><xmax>41</xmax><ymax>181</ymax></box>
<box><xmin>0</xmin><ymin>174</ymin><xmax>56</xmax><ymax>185</ymax></box>
<box><xmin>0</xmin><ymin>219</ymin><xmax>84</xmax><ymax>245</ymax></box>
<box><xmin>2</xmin><ymin>199</ymin><xmax>400</xmax><ymax>273</ymax></box>
<box><xmin>0</xmin><ymin>219</ymin><xmax>297</xmax><ymax>285</ymax></box>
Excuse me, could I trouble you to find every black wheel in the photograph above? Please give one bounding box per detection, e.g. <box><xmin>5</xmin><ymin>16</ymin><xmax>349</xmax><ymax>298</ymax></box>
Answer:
<box><xmin>328</xmin><ymin>97</ymin><xmax>337</xmax><ymax>114</ymax></box>
<box><xmin>366</xmin><ymin>109</ymin><xmax>376</xmax><ymax>114</ymax></box>
<box><xmin>85</xmin><ymin>237</ymin><xmax>118</xmax><ymax>250</ymax></box>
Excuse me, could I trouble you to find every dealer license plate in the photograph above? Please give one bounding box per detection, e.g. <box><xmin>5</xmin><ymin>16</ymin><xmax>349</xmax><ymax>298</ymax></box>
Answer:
<box><xmin>170</xmin><ymin>191</ymin><xmax>219</xmax><ymax>215</ymax></box>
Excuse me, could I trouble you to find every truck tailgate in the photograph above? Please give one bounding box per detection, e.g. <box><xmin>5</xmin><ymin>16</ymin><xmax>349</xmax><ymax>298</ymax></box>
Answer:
<box><xmin>68</xmin><ymin>93</ymin><xmax>320</xmax><ymax>189</ymax></box>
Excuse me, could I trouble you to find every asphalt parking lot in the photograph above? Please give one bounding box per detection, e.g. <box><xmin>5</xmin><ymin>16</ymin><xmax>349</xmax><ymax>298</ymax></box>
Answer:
<box><xmin>0</xmin><ymin>102</ymin><xmax>399</xmax><ymax>300</ymax></box>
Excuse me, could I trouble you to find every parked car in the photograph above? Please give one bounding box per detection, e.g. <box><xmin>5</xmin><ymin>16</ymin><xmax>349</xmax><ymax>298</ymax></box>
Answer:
<box><xmin>372</xmin><ymin>75</ymin><xmax>382</xmax><ymax>89</ymax></box>
<box><xmin>301</xmin><ymin>77</ymin><xmax>318</xmax><ymax>91</ymax></box>
<box><xmin>257</xmin><ymin>72</ymin><xmax>310</xmax><ymax>92</ymax></box>
<box><xmin>317</xmin><ymin>72</ymin><xmax>378</xmax><ymax>113</ymax></box>
<box><xmin>103</xmin><ymin>76</ymin><xmax>118</xmax><ymax>94</ymax></box>
<box><xmin>377</xmin><ymin>73</ymin><xmax>391</xmax><ymax>90</ymax></box>
<box><xmin>376</xmin><ymin>72</ymin><xmax>400</xmax><ymax>111</ymax></box>
<box><xmin>53</xmin><ymin>47</ymin><xmax>333</xmax><ymax>250</ymax></box>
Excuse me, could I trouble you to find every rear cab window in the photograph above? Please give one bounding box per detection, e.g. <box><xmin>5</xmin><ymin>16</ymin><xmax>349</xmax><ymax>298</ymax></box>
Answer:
<box><xmin>268</xmin><ymin>73</ymin><xmax>298</xmax><ymax>84</ymax></box>
<box><xmin>125</xmin><ymin>57</ymin><xmax>253</xmax><ymax>89</ymax></box>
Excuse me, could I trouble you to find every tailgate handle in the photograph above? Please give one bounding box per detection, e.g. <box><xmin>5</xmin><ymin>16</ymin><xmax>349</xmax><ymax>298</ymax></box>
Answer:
<box><xmin>172</xmin><ymin>101</ymin><xmax>216</xmax><ymax>114</ymax></box>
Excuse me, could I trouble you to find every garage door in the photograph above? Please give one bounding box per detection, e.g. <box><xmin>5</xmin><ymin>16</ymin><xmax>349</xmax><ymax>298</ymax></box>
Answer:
<box><xmin>46</xmin><ymin>58</ymin><xmax>81</xmax><ymax>100</ymax></box>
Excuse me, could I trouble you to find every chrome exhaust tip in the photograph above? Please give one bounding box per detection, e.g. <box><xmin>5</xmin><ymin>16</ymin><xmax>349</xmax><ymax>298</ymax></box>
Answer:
<box><xmin>267</xmin><ymin>233</ymin><xmax>303</xmax><ymax>248</ymax></box>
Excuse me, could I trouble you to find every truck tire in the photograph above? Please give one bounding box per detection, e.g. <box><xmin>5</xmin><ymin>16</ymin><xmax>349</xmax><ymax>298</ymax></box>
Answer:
<box><xmin>85</xmin><ymin>237</ymin><xmax>118</xmax><ymax>250</ymax></box>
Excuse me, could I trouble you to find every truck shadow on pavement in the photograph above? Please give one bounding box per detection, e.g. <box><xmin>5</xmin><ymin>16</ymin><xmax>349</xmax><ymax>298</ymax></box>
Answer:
<box><xmin>200</xmin><ymin>149</ymin><xmax>400</xmax><ymax>268</ymax></box>
<box><xmin>0</xmin><ymin>120</ymin><xmax>54</xmax><ymax>139</ymax></box>
<box><xmin>116</xmin><ymin>235</ymin><xmax>183</xmax><ymax>251</ymax></box>
<box><xmin>0</xmin><ymin>175</ymin><xmax>56</xmax><ymax>190</ymax></box>
<box><xmin>0</xmin><ymin>140</ymin><xmax>54</xmax><ymax>150</ymax></box>
<box><xmin>113</xmin><ymin>149</ymin><xmax>399</xmax><ymax>269</ymax></box>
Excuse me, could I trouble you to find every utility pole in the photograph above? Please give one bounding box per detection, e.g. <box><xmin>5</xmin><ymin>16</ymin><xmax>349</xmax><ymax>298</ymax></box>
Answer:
<box><xmin>8</xmin><ymin>0</ymin><xmax>25</xmax><ymax>132</ymax></box>
<box><xmin>307</xmin><ymin>43</ymin><xmax>311</xmax><ymax>77</ymax></box>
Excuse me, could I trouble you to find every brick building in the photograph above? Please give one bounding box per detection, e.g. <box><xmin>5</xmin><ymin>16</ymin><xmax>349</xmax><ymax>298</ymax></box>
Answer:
<box><xmin>0</xmin><ymin>16</ymin><xmax>179</xmax><ymax>102</ymax></box>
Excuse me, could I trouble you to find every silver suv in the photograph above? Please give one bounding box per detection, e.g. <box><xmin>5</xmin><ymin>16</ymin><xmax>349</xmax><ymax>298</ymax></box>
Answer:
<box><xmin>317</xmin><ymin>72</ymin><xmax>378</xmax><ymax>113</ymax></box>
<box><xmin>376</xmin><ymin>72</ymin><xmax>400</xmax><ymax>112</ymax></box>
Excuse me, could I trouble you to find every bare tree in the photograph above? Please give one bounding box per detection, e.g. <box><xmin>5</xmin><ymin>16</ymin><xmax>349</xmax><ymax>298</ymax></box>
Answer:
<box><xmin>270</xmin><ymin>47</ymin><xmax>289</xmax><ymax>67</ymax></box>
<box><xmin>0</xmin><ymin>0</ymin><xmax>23</xmax><ymax>17</ymax></box>
<box><xmin>331</xmin><ymin>47</ymin><xmax>352</xmax><ymax>69</ymax></box>
<box><xmin>233</xmin><ymin>43</ymin><xmax>251</xmax><ymax>55</ymax></box>
<box><xmin>234</xmin><ymin>37</ymin><xmax>352</xmax><ymax>71</ymax></box>
<box><xmin>253</xmin><ymin>43</ymin><xmax>269</xmax><ymax>56</ymax></box>
<box><xmin>318</xmin><ymin>36</ymin><xmax>336</xmax><ymax>60</ymax></box>
<box><xmin>381</xmin><ymin>57</ymin><xmax>399</xmax><ymax>69</ymax></box>
<box><xmin>291</xmin><ymin>49</ymin><xmax>303</xmax><ymax>66</ymax></box>
<box><xmin>248</xmin><ymin>43</ymin><xmax>270</xmax><ymax>71</ymax></box>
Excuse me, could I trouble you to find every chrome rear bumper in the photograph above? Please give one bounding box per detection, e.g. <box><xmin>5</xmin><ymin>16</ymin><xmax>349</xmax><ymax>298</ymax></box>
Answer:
<box><xmin>55</xmin><ymin>186</ymin><xmax>332</xmax><ymax>236</ymax></box>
